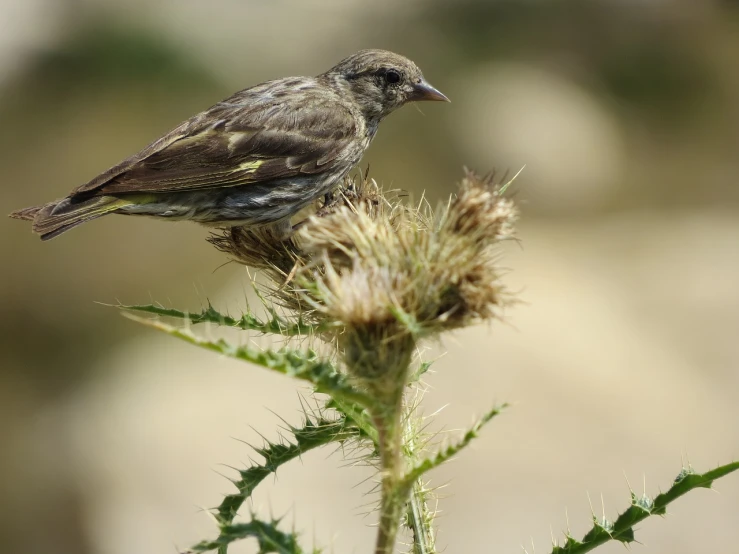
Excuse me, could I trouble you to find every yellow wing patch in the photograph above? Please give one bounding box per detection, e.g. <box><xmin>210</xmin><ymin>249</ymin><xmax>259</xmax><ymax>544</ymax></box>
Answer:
<box><xmin>237</xmin><ymin>159</ymin><xmax>264</xmax><ymax>173</ymax></box>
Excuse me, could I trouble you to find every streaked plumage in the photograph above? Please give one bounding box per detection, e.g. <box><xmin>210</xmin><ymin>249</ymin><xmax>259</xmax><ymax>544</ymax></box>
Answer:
<box><xmin>10</xmin><ymin>49</ymin><xmax>448</xmax><ymax>240</ymax></box>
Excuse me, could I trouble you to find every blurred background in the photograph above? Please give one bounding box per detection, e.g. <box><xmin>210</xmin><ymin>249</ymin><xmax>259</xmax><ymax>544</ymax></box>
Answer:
<box><xmin>2</xmin><ymin>1</ymin><xmax>738</xmax><ymax>552</ymax></box>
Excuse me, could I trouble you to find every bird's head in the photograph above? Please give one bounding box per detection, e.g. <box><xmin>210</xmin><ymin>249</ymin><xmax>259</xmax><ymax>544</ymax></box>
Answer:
<box><xmin>322</xmin><ymin>49</ymin><xmax>449</xmax><ymax>122</ymax></box>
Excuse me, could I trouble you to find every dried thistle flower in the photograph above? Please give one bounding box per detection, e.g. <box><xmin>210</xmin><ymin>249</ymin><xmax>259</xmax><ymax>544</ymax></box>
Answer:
<box><xmin>208</xmin><ymin>224</ymin><xmax>301</xmax><ymax>277</ymax></box>
<box><xmin>207</xmin><ymin>174</ymin><xmax>386</xmax><ymax>289</ymax></box>
<box><xmin>208</xmin><ymin>170</ymin><xmax>518</xmax><ymax>398</ymax></box>
<box><xmin>301</xmin><ymin>170</ymin><xmax>517</xmax><ymax>326</ymax></box>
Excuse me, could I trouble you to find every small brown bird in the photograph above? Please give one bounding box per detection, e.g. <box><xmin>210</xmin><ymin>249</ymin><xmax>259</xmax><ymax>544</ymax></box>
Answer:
<box><xmin>10</xmin><ymin>49</ymin><xmax>448</xmax><ymax>240</ymax></box>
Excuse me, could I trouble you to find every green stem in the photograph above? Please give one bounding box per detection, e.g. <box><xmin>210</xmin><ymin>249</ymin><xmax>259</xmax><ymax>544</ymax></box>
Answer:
<box><xmin>373</xmin><ymin>388</ymin><xmax>409</xmax><ymax>554</ymax></box>
<box><xmin>403</xmin><ymin>409</ymin><xmax>436</xmax><ymax>554</ymax></box>
<box><xmin>408</xmin><ymin>481</ymin><xmax>434</xmax><ymax>554</ymax></box>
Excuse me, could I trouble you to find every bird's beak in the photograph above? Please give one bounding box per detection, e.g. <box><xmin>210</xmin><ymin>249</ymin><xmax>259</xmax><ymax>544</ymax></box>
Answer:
<box><xmin>411</xmin><ymin>79</ymin><xmax>450</xmax><ymax>102</ymax></box>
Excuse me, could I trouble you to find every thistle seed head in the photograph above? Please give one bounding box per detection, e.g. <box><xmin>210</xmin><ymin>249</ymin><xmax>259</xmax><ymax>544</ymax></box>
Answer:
<box><xmin>209</xmin><ymin>170</ymin><xmax>518</xmax><ymax>394</ymax></box>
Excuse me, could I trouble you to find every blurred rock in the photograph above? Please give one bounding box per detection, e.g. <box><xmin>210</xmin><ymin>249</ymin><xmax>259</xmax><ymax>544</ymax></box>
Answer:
<box><xmin>453</xmin><ymin>63</ymin><xmax>626</xmax><ymax>214</ymax></box>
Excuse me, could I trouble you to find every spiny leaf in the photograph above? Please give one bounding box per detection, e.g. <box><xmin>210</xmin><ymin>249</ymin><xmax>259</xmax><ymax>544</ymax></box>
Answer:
<box><xmin>125</xmin><ymin>315</ymin><xmax>375</xmax><ymax>409</ymax></box>
<box><xmin>544</xmin><ymin>461</ymin><xmax>739</xmax><ymax>554</ymax></box>
<box><xmin>409</xmin><ymin>360</ymin><xmax>435</xmax><ymax>384</ymax></box>
<box><xmin>119</xmin><ymin>303</ymin><xmax>319</xmax><ymax>336</ymax></box>
<box><xmin>325</xmin><ymin>397</ymin><xmax>378</xmax><ymax>445</ymax></box>
<box><xmin>401</xmin><ymin>404</ymin><xmax>506</xmax><ymax>488</ymax></box>
<box><xmin>216</xmin><ymin>416</ymin><xmax>359</xmax><ymax>525</ymax></box>
<box><xmin>416</xmin><ymin>360</ymin><xmax>434</xmax><ymax>378</ymax></box>
<box><xmin>187</xmin><ymin>517</ymin><xmax>310</xmax><ymax>553</ymax></box>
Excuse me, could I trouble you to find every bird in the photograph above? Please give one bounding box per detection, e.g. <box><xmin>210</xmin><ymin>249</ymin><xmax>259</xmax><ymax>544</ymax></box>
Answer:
<box><xmin>9</xmin><ymin>49</ymin><xmax>448</xmax><ymax>241</ymax></box>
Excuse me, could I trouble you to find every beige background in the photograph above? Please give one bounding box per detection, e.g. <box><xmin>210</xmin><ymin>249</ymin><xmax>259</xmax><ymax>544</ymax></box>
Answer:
<box><xmin>1</xmin><ymin>1</ymin><xmax>738</xmax><ymax>553</ymax></box>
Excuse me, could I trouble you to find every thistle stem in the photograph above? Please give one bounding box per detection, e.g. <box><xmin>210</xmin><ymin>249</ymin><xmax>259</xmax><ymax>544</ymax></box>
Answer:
<box><xmin>372</xmin><ymin>387</ymin><xmax>408</xmax><ymax>554</ymax></box>
<box><xmin>403</xmin><ymin>407</ymin><xmax>437</xmax><ymax>554</ymax></box>
<box><xmin>408</xmin><ymin>483</ymin><xmax>432</xmax><ymax>554</ymax></box>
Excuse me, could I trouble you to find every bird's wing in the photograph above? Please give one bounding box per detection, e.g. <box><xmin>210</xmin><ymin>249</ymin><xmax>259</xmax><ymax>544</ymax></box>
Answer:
<box><xmin>71</xmin><ymin>84</ymin><xmax>358</xmax><ymax>197</ymax></box>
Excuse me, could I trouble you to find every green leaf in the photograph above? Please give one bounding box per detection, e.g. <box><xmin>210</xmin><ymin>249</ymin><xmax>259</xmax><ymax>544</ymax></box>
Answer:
<box><xmin>125</xmin><ymin>309</ymin><xmax>375</xmax><ymax>554</ymax></box>
<box><xmin>409</xmin><ymin>360</ymin><xmax>435</xmax><ymax>384</ymax></box>
<box><xmin>325</xmin><ymin>397</ymin><xmax>378</xmax><ymax>445</ymax></box>
<box><xmin>119</xmin><ymin>303</ymin><xmax>319</xmax><ymax>336</ymax></box>
<box><xmin>401</xmin><ymin>404</ymin><xmax>506</xmax><ymax>489</ymax></box>
<box><xmin>216</xmin><ymin>416</ymin><xmax>358</xmax><ymax>526</ymax></box>
<box><xmin>416</xmin><ymin>361</ymin><xmax>434</xmax><ymax>378</ymax></box>
<box><xmin>544</xmin><ymin>461</ymin><xmax>739</xmax><ymax>554</ymax></box>
<box><xmin>124</xmin><ymin>315</ymin><xmax>375</xmax><ymax>410</ymax></box>
<box><xmin>188</xmin><ymin>517</ymin><xmax>310</xmax><ymax>553</ymax></box>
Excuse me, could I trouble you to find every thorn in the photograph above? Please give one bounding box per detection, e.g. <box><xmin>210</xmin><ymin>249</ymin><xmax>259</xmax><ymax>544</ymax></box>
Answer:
<box><xmin>600</xmin><ymin>492</ymin><xmax>606</xmax><ymax>523</ymax></box>
<box><xmin>643</xmin><ymin>474</ymin><xmax>647</xmax><ymax>497</ymax></box>
<box><xmin>587</xmin><ymin>491</ymin><xmax>595</xmax><ymax>518</ymax></box>
<box><xmin>623</xmin><ymin>470</ymin><xmax>634</xmax><ymax>494</ymax></box>
<box><xmin>498</xmin><ymin>164</ymin><xmax>526</xmax><ymax>194</ymax></box>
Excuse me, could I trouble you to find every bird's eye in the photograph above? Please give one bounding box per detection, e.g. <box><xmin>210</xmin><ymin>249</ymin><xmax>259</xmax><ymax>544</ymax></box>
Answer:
<box><xmin>385</xmin><ymin>69</ymin><xmax>401</xmax><ymax>85</ymax></box>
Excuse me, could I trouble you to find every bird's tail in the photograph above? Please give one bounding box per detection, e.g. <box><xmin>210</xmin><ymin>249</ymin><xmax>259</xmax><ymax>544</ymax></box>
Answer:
<box><xmin>9</xmin><ymin>196</ymin><xmax>133</xmax><ymax>240</ymax></box>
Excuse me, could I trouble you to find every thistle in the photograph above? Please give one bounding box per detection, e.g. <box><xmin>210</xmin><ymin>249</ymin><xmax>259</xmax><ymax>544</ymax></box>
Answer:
<box><xmin>121</xmin><ymin>170</ymin><xmax>738</xmax><ymax>554</ymax></box>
